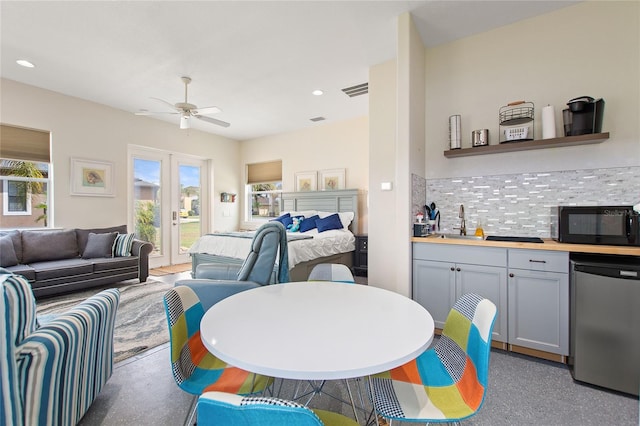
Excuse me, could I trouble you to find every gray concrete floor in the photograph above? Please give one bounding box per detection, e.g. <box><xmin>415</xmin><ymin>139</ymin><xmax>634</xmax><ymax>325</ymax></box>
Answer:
<box><xmin>78</xmin><ymin>271</ymin><xmax>639</xmax><ymax>425</ymax></box>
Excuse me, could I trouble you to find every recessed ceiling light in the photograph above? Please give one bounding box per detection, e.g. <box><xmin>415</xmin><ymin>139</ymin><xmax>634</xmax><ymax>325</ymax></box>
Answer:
<box><xmin>312</xmin><ymin>89</ymin><xmax>324</xmax><ymax>96</ymax></box>
<box><xmin>16</xmin><ymin>59</ymin><xmax>35</xmax><ymax>68</ymax></box>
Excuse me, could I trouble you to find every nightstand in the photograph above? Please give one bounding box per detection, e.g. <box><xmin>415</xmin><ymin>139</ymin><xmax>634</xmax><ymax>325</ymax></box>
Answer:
<box><xmin>353</xmin><ymin>235</ymin><xmax>368</xmax><ymax>276</ymax></box>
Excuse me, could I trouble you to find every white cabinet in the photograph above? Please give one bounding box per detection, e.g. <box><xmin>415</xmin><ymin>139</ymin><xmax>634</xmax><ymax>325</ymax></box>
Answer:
<box><xmin>412</xmin><ymin>244</ymin><xmax>508</xmax><ymax>343</ymax></box>
<box><xmin>507</xmin><ymin>249</ymin><xmax>569</xmax><ymax>356</ymax></box>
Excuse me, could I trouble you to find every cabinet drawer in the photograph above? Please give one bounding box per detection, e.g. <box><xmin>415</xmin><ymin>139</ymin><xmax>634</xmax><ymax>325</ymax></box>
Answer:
<box><xmin>357</xmin><ymin>237</ymin><xmax>368</xmax><ymax>251</ymax></box>
<box><xmin>413</xmin><ymin>243</ymin><xmax>506</xmax><ymax>267</ymax></box>
<box><xmin>508</xmin><ymin>249</ymin><xmax>568</xmax><ymax>273</ymax></box>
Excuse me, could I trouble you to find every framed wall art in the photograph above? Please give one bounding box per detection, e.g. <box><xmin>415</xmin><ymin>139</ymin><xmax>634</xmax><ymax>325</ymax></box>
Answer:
<box><xmin>70</xmin><ymin>158</ymin><xmax>115</xmax><ymax>197</ymax></box>
<box><xmin>295</xmin><ymin>171</ymin><xmax>317</xmax><ymax>192</ymax></box>
<box><xmin>318</xmin><ymin>168</ymin><xmax>345</xmax><ymax>191</ymax></box>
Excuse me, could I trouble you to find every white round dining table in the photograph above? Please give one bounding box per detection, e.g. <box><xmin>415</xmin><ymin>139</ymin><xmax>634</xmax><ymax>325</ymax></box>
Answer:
<box><xmin>200</xmin><ymin>281</ymin><xmax>434</xmax><ymax>381</ymax></box>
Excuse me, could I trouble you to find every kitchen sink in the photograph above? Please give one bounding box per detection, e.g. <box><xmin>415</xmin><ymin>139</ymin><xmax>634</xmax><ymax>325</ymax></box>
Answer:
<box><xmin>435</xmin><ymin>233</ymin><xmax>484</xmax><ymax>240</ymax></box>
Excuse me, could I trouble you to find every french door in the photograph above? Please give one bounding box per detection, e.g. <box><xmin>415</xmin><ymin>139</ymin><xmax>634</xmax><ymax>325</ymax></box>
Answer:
<box><xmin>129</xmin><ymin>147</ymin><xmax>209</xmax><ymax>268</ymax></box>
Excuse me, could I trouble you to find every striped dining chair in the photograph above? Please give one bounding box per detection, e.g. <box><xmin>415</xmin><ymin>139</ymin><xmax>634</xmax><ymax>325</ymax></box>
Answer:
<box><xmin>163</xmin><ymin>285</ymin><xmax>273</xmax><ymax>424</ymax></box>
<box><xmin>368</xmin><ymin>293</ymin><xmax>497</xmax><ymax>425</ymax></box>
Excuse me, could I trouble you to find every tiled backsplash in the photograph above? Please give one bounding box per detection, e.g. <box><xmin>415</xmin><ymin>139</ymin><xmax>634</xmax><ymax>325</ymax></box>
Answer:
<box><xmin>414</xmin><ymin>166</ymin><xmax>640</xmax><ymax>237</ymax></box>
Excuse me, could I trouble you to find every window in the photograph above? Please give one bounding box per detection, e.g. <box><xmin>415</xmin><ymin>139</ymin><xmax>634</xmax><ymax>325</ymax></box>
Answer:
<box><xmin>0</xmin><ymin>125</ymin><xmax>51</xmax><ymax>229</ymax></box>
<box><xmin>246</xmin><ymin>161</ymin><xmax>282</xmax><ymax>222</ymax></box>
<box><xmin>247</xmin><ymin>182</ymin><xmax>282</xmax><ymax>221</ymax></box>
<box><xmin>3</xmin><ymin>180</ymin><xmax>31</xmax><ymax>215</ymax></box>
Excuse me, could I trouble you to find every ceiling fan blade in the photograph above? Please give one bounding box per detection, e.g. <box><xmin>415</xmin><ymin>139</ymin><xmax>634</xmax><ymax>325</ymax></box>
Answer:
<box><xmin>193</xmin><ymin>106</ymin><xmax>221</xmax><ymax>115</ymax></box>
<box><xmin>195</xmin><ymin>115</ymin><xmax>231</xmax><ymax>128</ymax></box>
<box><xmin>150</xmin><ymin>97</ymin><xmax>178</xmax><ymax>110</ymax></box>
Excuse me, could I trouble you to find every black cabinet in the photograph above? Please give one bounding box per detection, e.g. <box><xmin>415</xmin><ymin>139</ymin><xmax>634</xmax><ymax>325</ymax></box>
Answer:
<box><xmin>353</xmin><ymin>235</ymin><xmax>368</xmax><ymax>276</ymax></box>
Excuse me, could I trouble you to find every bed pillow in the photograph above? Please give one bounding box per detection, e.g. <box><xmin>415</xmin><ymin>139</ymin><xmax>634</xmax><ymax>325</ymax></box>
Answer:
<box><xmin>82</xmin><ymin>232</ymin><xmax>118</xmax><ymax>259</ymax></box>
<box><xmin>112</xmin><ymin>233</ymin><xmax>135</xmax><ymax>257</ymax></box>
<box><xmin>316</xmin><ymin>213</ymin><xmax>344</xmax><ymax>233</ymax></box>
<box><xmin>0</xmin><ymin>235</ymin><xmax>19</xmax><ymax>267</ymax></box>
<box><xmin>271</xmin><ymin>213</ymin><xmax>292</xmax><ymax>227</ymax></box>
<box><xmin>318</xmin><ymin>211</ymin><xmax>354</xmax><ymax>230</ymax></box>
<box><xmin>299</xmin><ymin>215</ymin><xmax>319</xmax><ymax>233</ymax></box>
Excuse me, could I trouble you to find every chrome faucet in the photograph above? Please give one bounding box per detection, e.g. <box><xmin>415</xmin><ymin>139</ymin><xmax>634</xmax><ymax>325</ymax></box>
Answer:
<box><xmin>454</xmin><ymin>204</ymin><xmax>466</xmax><ymax>235</ymax></box>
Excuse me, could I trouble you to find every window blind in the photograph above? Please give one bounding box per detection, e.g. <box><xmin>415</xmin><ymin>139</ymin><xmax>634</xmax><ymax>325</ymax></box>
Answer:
<box><xmin>247</xmin><ymin>160</ymin><xmax>282</xmax><ymax>184</ymax></box>
<box><xmin>0</xmin><ymin>124</ymin><xmax>51</xmax><ymax>163</ymax></box>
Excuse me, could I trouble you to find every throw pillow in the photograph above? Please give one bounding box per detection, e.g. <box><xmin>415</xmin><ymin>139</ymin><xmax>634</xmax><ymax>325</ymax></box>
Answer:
<box><xmin>316</xmin><ymin>213</ymin><xmax>344</xmax><ymax>233</ymax></box>
<box><xmin>270</xmin><ymin>213</ymin><xmax>292</xmax><ymax>228</ymax></box>
<box><xmin>0</xmin><ymin>235</ymin><xmax>19</xmax><ymax>267</ymax></box>
<box><xmin>112</xmin><ymin>233</ymin><xmax>135</xmax><ymax>257</ymax></box>
<box><xmin>82</xmin><ymin>232</ymin><xmax>118</xmax><ymax>259</ymax></box>
<box><xmin>299</xmin><ymin>215</ymin><xmax>319</xmax><ymax>232</ymax></box>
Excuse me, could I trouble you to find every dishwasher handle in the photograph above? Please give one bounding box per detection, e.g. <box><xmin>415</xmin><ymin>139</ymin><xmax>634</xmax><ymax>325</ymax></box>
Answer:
<box><xmin>574</xmin><ymin>263</ymin><xmax>640</xmax><ymax>280</ymax></box>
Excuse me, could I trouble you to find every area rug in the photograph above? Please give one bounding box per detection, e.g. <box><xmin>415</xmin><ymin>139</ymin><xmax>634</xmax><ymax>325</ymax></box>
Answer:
<box><xmin>36</xmin><ymin>279</ymin><xmax>173</xmax><ymax>363</ymax></box>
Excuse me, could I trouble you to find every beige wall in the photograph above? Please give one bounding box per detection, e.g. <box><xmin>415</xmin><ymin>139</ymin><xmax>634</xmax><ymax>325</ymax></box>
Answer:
<box><xmin>0</xmin><ymin>78</ymin><xmax>241</xmax><ymax>232</ymax></box>
<box><xmin>424</xmin><ymin>1</ymin><xmax>640</xmax><ymax>178</ymax></box>
<box><xmin>239</xmin><ymin>116</ymin><xmax>369</xmax><ymax>233</ymax></box>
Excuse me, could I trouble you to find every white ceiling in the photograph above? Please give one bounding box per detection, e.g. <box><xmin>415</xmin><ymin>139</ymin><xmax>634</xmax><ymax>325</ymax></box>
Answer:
<box><xmin>1</xmin><ymin>1</ymin><xmax>577</xmax><ymax>141</ymax></box>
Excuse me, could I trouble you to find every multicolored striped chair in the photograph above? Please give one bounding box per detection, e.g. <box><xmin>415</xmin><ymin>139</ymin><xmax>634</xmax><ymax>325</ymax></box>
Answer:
<box><xmin>369</xmin><ymin>293</ymin><xmax>497</xmax><ymax>425</ymax></box>
<box><xmin>1</xmin><ymin>270</ymin><xmax>119</xmax><ymax>426</ymax></box>
<box><xmin>197</xmin><ymin>391</ymin><xmax>360</xmax><ymax>426</ymax></box>
<box><xmin>163</xmin><ymin>285</ymin><xmax>273</xmax><ymax>422</ymax></box>
<box><xmin>308</xmin><ymin>263</ymin><xmax>355</xmax><ymax>284</ymax></box>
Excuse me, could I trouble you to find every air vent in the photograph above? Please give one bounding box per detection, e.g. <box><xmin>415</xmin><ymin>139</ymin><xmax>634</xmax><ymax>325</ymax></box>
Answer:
<box><xmin>342</xmin><ymin>82</ymin><xmax>368</xmax><ymax>97</ymax></box>
<box><xmin>310</xmin><ymin>116</ymin><xmax>326</xmax><ymax>122</ymax></box>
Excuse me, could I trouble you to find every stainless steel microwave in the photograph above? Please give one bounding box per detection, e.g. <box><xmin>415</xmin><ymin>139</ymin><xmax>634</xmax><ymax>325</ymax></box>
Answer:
<box><xmin>550</xmin><ymin>206</ymin><xmax>640</xmax><ymax>246</ymax></box>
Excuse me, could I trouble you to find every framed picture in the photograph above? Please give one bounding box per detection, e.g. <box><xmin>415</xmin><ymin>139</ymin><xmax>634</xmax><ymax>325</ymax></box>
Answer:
<box><xmin>318</xmin><ymin>168</ymin><xmax>345</xmax><ymax>191</ymax></box>
<box><xmin>70</xmin><ymin>158</ymin><xmax>115</xmax><ymax>197</ymax></box>
<box><xmin>295</xmin><ymin>171</ymin><xmax>317</xmax><ymax>192</ymax></box>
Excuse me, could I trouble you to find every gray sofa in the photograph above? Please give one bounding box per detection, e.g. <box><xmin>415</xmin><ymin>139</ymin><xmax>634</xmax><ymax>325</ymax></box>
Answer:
<box><xmin>0</xmin><ymin>225</ymin><xmax>153</xmax><ymax>298</ymax></box>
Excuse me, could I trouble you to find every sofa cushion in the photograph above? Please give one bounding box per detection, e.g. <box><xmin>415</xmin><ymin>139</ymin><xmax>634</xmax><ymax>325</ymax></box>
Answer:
<box><xmin>76</xmin><ymin>225</ymin><xmax>127</xmax><ymax>254</ymax></box>
<box><xmin>29</xmin><ymin>259</ymin><xmax>94</xmax><ymax>281</ymax></box>
<box><xmin>21</xmin><ymin>230</ymin><xmax>79</xmax><ymax>264</ymax></box>
<box><xmin>2</xmin><ymin>264</ymin><xmax>36</xmax><ymax>281</ymax></box>
<box><xmin>92</xmin><ymin>256</ymin><xmax>139</xmax><ymax>272</ymax></box>
<box><xmin>0</xmin><ymin>235</ymin><xmax>19</xmax><ymax>267</ymax></box>
<box><xmin>0</xmin><ymin>230</ymin><xmax>23</xmax><ymax>263</ymax></box>
<box><xmin>82</xmin><ymin>232</ymin><xmax>118</xmax><ymax>259</ymax></box>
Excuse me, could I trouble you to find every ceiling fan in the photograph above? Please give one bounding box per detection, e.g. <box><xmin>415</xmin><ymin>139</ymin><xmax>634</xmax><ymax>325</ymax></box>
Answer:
<box><xmin>135</xmin><ymin>76</ymin><xmax>230</xmax><ymax>129</ymax></box>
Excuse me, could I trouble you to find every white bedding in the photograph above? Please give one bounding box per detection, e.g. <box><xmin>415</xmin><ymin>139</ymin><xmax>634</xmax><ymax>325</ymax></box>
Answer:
<box><xmin>188</xmin><ymin>229</ymin><xmax>355</xmax><ymax>269</ymax></box>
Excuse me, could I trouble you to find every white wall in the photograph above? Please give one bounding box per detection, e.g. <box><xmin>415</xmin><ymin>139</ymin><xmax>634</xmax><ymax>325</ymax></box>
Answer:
<box><xmin>0</xmin><ymin>78</ymin><xmax>241</xmax><ymax>231</ymax></box>
<box><xmin>239</xmin><ymin>116</ymin><xmax>369</xmax><ymax>233</ymax></box>
<box><xmin>424</xmin><ymin>1</ymin><xmax>639</xmax><ymax>178</ymax></box>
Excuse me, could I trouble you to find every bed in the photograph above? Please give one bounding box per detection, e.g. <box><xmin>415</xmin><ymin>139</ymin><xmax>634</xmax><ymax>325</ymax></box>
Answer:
<box><xmin>189</xmin><ymin>189</ymin><xmax>360</xmax><ymax>281</ymax></box>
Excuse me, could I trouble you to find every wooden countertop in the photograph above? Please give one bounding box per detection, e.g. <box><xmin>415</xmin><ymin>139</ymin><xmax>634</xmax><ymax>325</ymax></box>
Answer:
<box><xmin>412</xmin><ymin>235</ymin><xmax>640</xmax><ymax>256</ymax></box>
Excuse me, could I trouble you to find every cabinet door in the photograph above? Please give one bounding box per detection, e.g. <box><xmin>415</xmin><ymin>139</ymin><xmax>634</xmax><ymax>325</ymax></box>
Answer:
<box><xmin>456</xmin><ymin>264</ymin><xmax>508</xmax><ymax>343</ymax></box>
<box><xmin>413</xmin><ymin>260</ymin><xmax>456</xmax><ymax>329</ymax></box>
<box><xmin>508</xmin><ymin>269</ymin><xmax>569</xmax><ymax>355</ymax></box>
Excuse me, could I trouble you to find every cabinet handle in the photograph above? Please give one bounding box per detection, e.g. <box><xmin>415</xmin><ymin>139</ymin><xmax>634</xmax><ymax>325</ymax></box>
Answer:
<box><xmin>509</xmin><ymin>273</ymin><xmax>514</xmax><ymax>278</ymax></box>
<box><xmin>456</xmin><ymin>267</ymin><xmax>461</xmax><ymax>272</ymax></box>
<box><xmin>529</xmin><ymin>259</ymin><xmax>547</xmax><ymax>263</ymax></box>
<box><xmin>450</xmin><ymin>267</ymin><xmax>455</xmax><ymax>271</ymax></box>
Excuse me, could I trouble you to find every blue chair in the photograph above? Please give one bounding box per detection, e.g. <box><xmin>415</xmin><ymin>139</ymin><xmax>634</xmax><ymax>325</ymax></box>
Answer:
<box><xmin>175</xmin><ymin>221</ymin><xmax>289</xmax><ymax>308</ymax></box>
<box><xmin>368</xmin><ymin>293</ymin><xmax>497</xmax><ymax>425</ymax></box>
<box><xmin>197</xmin><ymin>391</ymin><xmax>359</xmax><ymax>426</ymax></box>
<box><xmin>308</xmin><ymin>263</ymin><xmax>355</xmax><ymax>283</ymax></box>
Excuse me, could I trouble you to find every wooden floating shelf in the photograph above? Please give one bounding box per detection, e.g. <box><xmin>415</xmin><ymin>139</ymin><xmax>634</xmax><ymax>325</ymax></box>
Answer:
<box><xmin>444</xmin><ymin>132</ymin><xmax>610</xmax><ymax>158</ymax></box>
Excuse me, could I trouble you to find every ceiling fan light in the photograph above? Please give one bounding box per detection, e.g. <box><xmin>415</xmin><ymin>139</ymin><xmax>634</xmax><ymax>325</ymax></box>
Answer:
<box><xmin>180</xmin><ymin>115</ymin><xmax>190</xmax><ymax>129</ymax></box>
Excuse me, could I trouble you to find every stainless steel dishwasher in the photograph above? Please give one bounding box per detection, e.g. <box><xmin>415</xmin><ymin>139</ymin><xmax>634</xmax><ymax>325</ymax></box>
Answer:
<box><xmin>570</xmin><ymin>254</ymin><xmax>640</xmax><ymax>396</ymax></box>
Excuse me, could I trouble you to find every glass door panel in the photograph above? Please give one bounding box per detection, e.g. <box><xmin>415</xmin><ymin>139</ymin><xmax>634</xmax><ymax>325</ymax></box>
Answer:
<box><xmin>133</xmin><ymin>157</ymin><xmax>163</xmax><ymax>259</ymax></box>
<box><xmin>172</xmin><ymin>160</ymin><xmax>204</xmax><ymax>264</ymax></box>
